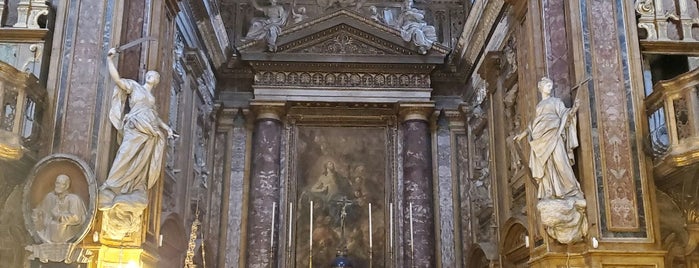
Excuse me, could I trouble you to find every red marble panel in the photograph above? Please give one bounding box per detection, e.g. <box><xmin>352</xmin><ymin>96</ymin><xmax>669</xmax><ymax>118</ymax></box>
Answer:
<box><xmin>59</xmin><ymin>0</ymin><xmax>107</xmax><ymax>161</ymax></box>
<box><xmin>543</xmin><ymin>0</ymin><xmax>572</xmax><ymax>103</ymax></box>
<box><xmin>120</xmin><ymin>0</ymin><xmax>146</xmax><ymax>80</ymax></box>
<box><xmin>589</xmin><ymin>0</ymin><xmax>639</xmax><ymax>230</ymax></box>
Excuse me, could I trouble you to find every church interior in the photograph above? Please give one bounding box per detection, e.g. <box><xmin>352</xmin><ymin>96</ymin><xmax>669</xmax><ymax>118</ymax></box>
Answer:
<box><xmin>1</xmin><ymin>0</ymin><xmax>699</xmax><ymax>267</ymax></box>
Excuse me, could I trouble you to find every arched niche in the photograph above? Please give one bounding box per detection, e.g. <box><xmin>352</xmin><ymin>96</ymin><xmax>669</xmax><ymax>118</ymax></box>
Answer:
<box><xmin>467</xmin><ymin>246</ymin><xmax>491</xmax><ymax>268</ymax></box>
<box><xmin>159</xmin><ymin>212</ymin><xmax>188</xmax><ymax>266</ymax></box>
<box><xmin>501</xmin><ymin>219</ymin><xmax>529</xmax><ymax>267</ymax></box>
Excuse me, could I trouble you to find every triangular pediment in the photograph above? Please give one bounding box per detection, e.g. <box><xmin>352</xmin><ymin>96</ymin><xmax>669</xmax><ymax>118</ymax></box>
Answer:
<box><xmin>280</xmin><ymin>24</ymin><xmax>411</xmax><ymax>56</ymax></box>
<box><xmin>238</xmin><ymin>9</ymin><xmax>448</xmax><ymax>64</ymax></box>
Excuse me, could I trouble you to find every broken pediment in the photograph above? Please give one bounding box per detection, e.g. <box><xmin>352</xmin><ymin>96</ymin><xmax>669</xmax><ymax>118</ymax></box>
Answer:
<box><xmin>237</xmin><ymin>9</ymin><xmax>449</xmax><ymax>64</ymax></box>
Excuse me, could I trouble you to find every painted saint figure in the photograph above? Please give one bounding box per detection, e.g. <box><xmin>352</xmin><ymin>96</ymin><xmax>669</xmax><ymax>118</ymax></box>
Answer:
<box><xmin>98</xmin><ymin>48</ymin><xmax>174</xmax><ymax>212</ymax></box>
<box><xmin>515</xmin><ymin>77</ymin><xmax>582</xmax><ymax>199</ymax></box>
<box><xmin>395</xmin><ymin>0</ymin><xmax>437</xmax><ymax>54</ymax></box>
<box><xmin>32</xmin><ymin>174</ymin><xmax>87</xmax><ymax>243</ymax></box>
<box><xmin>310</xmin><ymin>161</ymin><xmax>341</xmax><ymax>201</ymax></box>
<box><xmin>244</xmin><ymin>0</ymin><xmax>288</xmax><ymax>52</ymax></box>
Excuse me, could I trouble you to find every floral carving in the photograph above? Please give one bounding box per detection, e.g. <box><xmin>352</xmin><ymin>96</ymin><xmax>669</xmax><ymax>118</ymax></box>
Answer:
<box><xmin>300</xmin><ymin>32</ymin><xmax>386</xmax><ymax>55</ymax></box>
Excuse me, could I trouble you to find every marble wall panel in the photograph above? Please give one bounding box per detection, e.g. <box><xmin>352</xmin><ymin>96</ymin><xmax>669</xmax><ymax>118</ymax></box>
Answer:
<box><xmin>207</xmin><ymin>131</ymin><xmax>225</xmax><ymax>265</ymax></box>
<box><xmin>225</xmin><ymin>118</ymin><xmax>248</xmax><ymax>266</ymax></box>
<box><xmin>52</xmin><ymin>0</ymin><xmax>117</xmax><ymax>168</ymax></box>
<box><xmin>542</xmin><ymin>0</ymin><xmax>572</xmax><ymax>103</ymax></box>
<box><xmin>436</xmin><ymin>115</ymin><xmax>456</xmax><ymax>267</ymax></box>
<box><xmin>455</xmin><ymin>133</ymin><xmax>471</xmax><ymax>267</ymax></box>
<box><xmin>580</xmin><ymin>0</ymin><xmax>646</xmax><ymax>236</ymax></box>
<box><xmin>120</xmin><ymin>0</ymin><xmax>145</xmax><ymax>80</ymax></box>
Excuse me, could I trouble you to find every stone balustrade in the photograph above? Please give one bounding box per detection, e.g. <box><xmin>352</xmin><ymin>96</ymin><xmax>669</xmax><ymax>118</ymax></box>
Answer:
<box><xmin>0</xmin><ymin>61</ymin><xmax>45</xmax><ymax>161</ymax></box>
<box><xmin>645</xmin><ymin>67</ymin><xmax>699</xmax><ymax>177</ymax></box>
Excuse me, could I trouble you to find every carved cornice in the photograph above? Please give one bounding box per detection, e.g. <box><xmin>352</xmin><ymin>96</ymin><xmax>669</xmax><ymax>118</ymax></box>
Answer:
<box><xmin>454</xmin><ymin>0</ymin><xmax>506</xmax><ymax>77</ymax></box>
<box><xmin>185</xmin><ymin>0</ymin><xmax>208</xmax><ymax>27</ymax></box>
<box><xmin>639</xmin><ymin>41</ymin><xmax>699</xmax><ymax>55</ymax></box>
<box><xmin>182</xmin><ymin>0</ymin><xmax>227</xmax><ymax>67</ymax></box>
<box><xmin>184</xmin><ymin>49</ymin><xmax>207</xmax><ymax>78</ymax></box>
<box><xmin>248</xmin><ymin>62</ymin><xmax>435</xmax><ymax>73</ymax></box>
<box><xmin>478</xmin><ymin>51</ymin><xmax>503</xmax><ymax>94</ymax></box>
<box><xmin>443</xmin><ymin>109</ymin><xmax>466</xmax><ymax>128</ymax></box>
<box><xmin>285</xmin><ymin>102</ymin><xmax>398</xmax><ymax>125</ymax></box>
<box><xmin>0</xmin><ymin>28</ymin><xmax>49</xmax><ymax>42</ymax></box>
<box><xmin>165</xmin><ymin>0</ymin><xmax>180</xmax><ymax>15</ymax></box>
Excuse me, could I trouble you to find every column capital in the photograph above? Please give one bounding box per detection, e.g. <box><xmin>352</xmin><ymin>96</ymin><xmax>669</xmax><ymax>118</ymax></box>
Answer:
<box><xmin>250</xmin><ymin>101</ymin><xmax>287</xmax><ymax>121</ymax></box>
<box><xmin>397</xmin><ymin>102</ymin><xmax>434</xmax><ymax>122</ymax></box>
<box><xmin>216</xmin><ymin>105</ymin><xmax>249</xmax><ymax>128</ymax></box>
<box><xmin>443</xmin><ymin>109</ymin><xmax>466</xmax><ymax>129</ymax></box>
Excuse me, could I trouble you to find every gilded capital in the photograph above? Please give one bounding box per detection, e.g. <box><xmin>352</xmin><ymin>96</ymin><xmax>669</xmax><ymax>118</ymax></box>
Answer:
<box><xmin>398</xmin><ymin>102</ymin><xmax>434</xmax><ymax>122</ymax></box>
<box><xmin>250</xmin><ymin>101</ymin><xmax>287</xmax><ymax>121</ymax></box>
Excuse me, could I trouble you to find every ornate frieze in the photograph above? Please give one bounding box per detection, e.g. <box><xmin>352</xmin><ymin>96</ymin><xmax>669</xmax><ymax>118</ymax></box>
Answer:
<box><xmin>254</xmin><ymin>70</ymin><xmax>430</xmax><ymax>89</ymax></box>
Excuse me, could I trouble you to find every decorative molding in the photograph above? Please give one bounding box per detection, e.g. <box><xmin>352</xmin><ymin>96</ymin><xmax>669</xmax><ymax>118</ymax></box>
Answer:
<box><xmin>0</xmin><ymin>28</ymin><xmax>49</xmax><ymax>42</ymax></box>
<box><xmin>249</xmin><ymin>61</ymin><xmax>435</xmax><ymax>73</ymax></box>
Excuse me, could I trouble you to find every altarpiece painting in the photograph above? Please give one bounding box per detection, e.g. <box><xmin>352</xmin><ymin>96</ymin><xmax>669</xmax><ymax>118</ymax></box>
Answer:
<box><xmin>291</xmin><ymin>126</ymin><xmax>392</xmax><ymax>267</ymax></box>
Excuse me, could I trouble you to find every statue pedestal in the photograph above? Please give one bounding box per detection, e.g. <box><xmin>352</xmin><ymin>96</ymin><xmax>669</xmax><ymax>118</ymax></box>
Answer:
<box><xmin>94</xmin><ymin>245</ymin><xmax>158</xmax><ymax>268</ymax></box>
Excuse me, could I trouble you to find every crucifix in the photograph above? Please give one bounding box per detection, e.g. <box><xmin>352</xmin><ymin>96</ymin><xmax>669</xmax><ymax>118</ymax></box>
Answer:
<box><xmin>329</xmin><ymin>195</ymin><xmax>356</xmax><ymax>268</ymax></box>
<box><xmin>333</xmin><ymin>195</ymin><xmax>356</xmax><ymax>249</ymax></box>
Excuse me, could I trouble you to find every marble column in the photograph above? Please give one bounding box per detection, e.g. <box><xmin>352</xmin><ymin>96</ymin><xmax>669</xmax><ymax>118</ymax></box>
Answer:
<box><xmin>399</xmin><ymin>103</ymin><xmax>435</xmax><ymax>268</ymax></box>
<box><xmin>245</xmin><ymin>103</ymin><xmax>285</xmax><ymax>268</ymax></box>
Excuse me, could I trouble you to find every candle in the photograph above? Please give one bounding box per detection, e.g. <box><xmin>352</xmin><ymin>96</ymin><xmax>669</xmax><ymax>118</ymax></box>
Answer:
<box><xmin>288</xmin><ymin>202</ymin><xmax>293</xmax><ymax>248</ymax></box>
<box><xmin>409</xmin><ymin>202</ymin><xmax>414</xmax><ymax>252</ymax></box>
<box><xmin>271</xmin><ymin>202</ymin><xmax>276</xmax><ymax>249</ymax></box>
<box><xmin>310</xmin><ymin>200</ymin><xmax>313</xmax><ymax>250</ymax></box>
<box><xmin>389</xmin><ymin>203</ymin><xmax>393</xmax><ymax>250</ymax></box>
<box><xmin>368</xmin><ymin>203</ymin><xmax>373</xmax><ymax>249</ymax></box>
